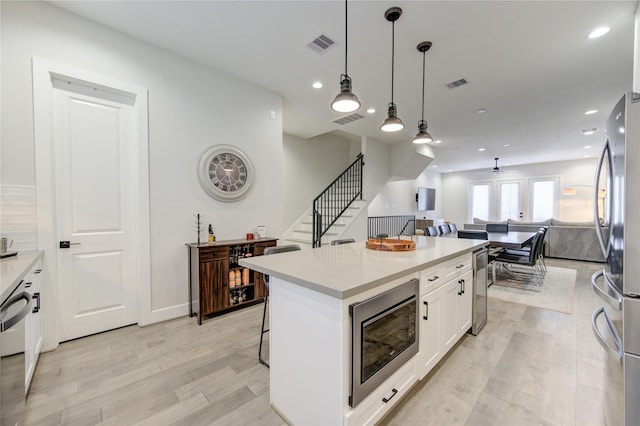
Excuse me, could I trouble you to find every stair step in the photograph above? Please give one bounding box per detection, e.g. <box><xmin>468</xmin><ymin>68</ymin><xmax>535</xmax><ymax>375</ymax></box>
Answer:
<box><xmin>294</xmin><ymin>229</ymin><xmax>338</xmax><ymax>236</ymax></box>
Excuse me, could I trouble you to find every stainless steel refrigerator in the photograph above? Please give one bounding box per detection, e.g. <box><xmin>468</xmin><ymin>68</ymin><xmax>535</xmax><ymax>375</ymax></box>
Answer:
<box><xmin>592</xmin><ymin>91</ymin><xmax>640</xmax><ymax>426</ymax></box>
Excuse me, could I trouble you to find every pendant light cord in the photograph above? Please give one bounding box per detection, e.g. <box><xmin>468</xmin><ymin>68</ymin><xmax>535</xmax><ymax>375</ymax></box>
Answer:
<box><xmin>344</xmin><ymin>0</ymin><xmax>348</xmax><ymax>76</ymax></box>
<box><xmin>391</xmin><ymin>20</ymin><xmax>395</xmax><ymax>103</ymax></box>
<box><xmin>421</xmin><ymin>50</ymin><xmax>425</xmax><ymax>121</ymax></box>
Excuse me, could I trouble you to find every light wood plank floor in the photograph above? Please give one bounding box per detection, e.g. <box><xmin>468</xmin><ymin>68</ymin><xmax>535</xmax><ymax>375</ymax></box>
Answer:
<box><xmin>24</xmin><ymin>258</ymin><xmax>606</xmax><ymax>425</ymax></box>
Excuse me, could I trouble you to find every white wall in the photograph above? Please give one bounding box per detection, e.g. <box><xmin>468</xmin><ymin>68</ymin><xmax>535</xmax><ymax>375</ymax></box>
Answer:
<box><xmin>282</xmin><ymin>132</ymin><xmax>353</xmax><ymax>227</ymax></box>
<box><xmin>1</xmin><ymin>2</ymin><xmax>283</xmax><ymax>335</ymax></box>
<box><xmin>368</xmin><ymin>169</ymin><xmax>442</xmax><ymax>219</ymax></box>
<box><xmin>633</xmin><ymin>3</ymin><xmax>639</xmax><ymax>93</ymax></box>
<box><xmin>441</xmin><ymin>158</ymin><xmax>598</xmax><ymax>226</ymax></box>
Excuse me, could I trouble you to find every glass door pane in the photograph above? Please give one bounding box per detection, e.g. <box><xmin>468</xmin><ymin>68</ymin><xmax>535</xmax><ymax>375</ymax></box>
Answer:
<box><xmin>497</xmin><ymin>181</ymin><xmax>522</xmax><ymax>221</ymax></box>
<box><xmin>470</xmin><ymin>183</ymin><xmax>490</xmax><ymax>221</ymax></box>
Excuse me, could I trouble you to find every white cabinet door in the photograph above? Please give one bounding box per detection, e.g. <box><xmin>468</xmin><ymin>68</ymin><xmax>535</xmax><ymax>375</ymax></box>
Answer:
<box><xmin>418</xmin><ymin>288</ymin><xmax>442</xmax><ymax>379</ymax></box>
<box><xmin>456</xmin><ymin>270</ymin><xmax>473</xmax><ymax>335</ymax></box>
<box><xmin>441</xmin><ymin>279</ymin><xmax>459</xmax><ymax>353</ymax></box>
<box><xmin>25</xmin><ymin>277</ymin><xmax>43</xmax><ymax>391</ymax></box>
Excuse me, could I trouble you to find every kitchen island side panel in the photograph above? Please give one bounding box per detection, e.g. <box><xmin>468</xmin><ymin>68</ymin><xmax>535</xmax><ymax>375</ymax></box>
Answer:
<box><xmin>269</xmin><ymin>276</ymin><xmax>345</xmax><ymax>425</ymax></box>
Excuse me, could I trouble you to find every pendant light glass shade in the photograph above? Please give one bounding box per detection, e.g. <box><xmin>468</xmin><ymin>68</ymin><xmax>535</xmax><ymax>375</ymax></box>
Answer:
<box><xmin>412</xmin><ymin>120</ymin><xmax>433</xmax><ymax>144</ymax></box>
<box><xmin>381</xmin><ymin>7</ymin><xmax>403</xmax><ymax>132</ymax></box>
<box><xmin>331</xmin><ymin>75</ymin><xmax>361</xmax><ymax>113</ymax></box>
<box><xmin>331</xmin><ymin>0</ymin><xmax>361</xmax><ymax>113</ymax></box>
<box><xmin>413</xmin><ymin>41</ymin><xmax>433</xmax><ymax>144</ymax></box>
<box><xmin>381</xmin><ymin>103</ymin><xmax>404</xmax><ymax>132</ymax></box>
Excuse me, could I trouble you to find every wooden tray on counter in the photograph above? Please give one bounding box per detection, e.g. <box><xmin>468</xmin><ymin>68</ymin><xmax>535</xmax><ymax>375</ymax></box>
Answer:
<box><xmin>366</xmin><ymin>238</ymin><xmax>416</xmax><ymax>251</ymax></box>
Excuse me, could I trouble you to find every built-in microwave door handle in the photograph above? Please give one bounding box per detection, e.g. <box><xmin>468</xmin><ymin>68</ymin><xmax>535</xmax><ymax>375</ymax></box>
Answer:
<box><xmin>591</xmin><ymin>305</ymin><xmax>623</xmax><ymax>365</ymax></box>
<box><xmin>0</xmin><ymin>291</ymin><xmax>32</xmax><ymax>332</ymax></box>
<box><xmin>591</xmin><ymin>270</ymin><xmax>622</xmax><ymax>311</ymax></box>
<box><xmin>593</xmin><ymin>140</ymin><xmax>609</xmax><ymax>256</ymax></box>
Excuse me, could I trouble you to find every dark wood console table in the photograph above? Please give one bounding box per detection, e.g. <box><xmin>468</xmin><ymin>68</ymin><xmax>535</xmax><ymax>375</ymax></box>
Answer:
<box><xmin>186</xmin><ymin>237</ymin><xmax>277</xmax><ymax>324</ymax></box>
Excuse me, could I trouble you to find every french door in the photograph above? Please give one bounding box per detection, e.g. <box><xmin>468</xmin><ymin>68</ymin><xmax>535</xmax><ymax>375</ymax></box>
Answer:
<box><xmin>496</xmin><ymin>180</ymin><xmax>524</xmax><ymax>221</ymax></box>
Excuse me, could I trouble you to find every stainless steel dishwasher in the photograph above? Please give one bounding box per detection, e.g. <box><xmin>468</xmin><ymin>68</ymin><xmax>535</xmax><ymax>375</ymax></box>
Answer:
<box><xmin>1</xmin><ymin>279</ymin><xmax>32</xmax><ymax>426</ymax></box>
<box><xmin>471</xmin><ymin>247</ymin><xmax>488</xmax><ymax>335</ymax></box>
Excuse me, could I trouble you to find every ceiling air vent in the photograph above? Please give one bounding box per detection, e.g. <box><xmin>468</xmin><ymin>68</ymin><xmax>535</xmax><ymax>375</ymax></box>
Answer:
<box><xmin>333</xmin><ymin>113</ymin><xmax>364</xmax><ymax>125</ymax></box>
<box><xmin>446</xmin><ymin>78</ymin><xmax>468</xmax><ymax>89</ymax></box>
<box><xmin>307</xmin><ymin>34</ymin><xmax>336</xmax><ymax>54</ymax></box>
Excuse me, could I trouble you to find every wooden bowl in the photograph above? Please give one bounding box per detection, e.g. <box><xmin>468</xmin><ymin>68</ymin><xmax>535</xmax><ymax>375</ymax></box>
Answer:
<box><xmin>366</xmin><ymin>238</ymin><xmax>416</xmax><ymax>251</ymax></box>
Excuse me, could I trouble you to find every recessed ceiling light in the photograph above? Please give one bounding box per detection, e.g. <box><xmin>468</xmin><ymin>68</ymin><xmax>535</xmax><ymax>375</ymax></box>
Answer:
<box><xmin>434</xmin><ymin>140</ymin><xmax>442</xmax><ymax>144</ymax></box>
<box><xmin>503</xmin><ymin>144</ymin><xmax>510</xmax><ymax>147</ymax></box>
<box><xmin>312</xmin><ymin>81</ymin><xmax>323</xmax><ymax>89</ymax></box>
<box><xmin>478</xmin><ymin>148</ymin><xmax>486</xmax><ymax>151</ymax></box>
<box><xmin>584</xmin><ymin>154</ymin><xmax>591</xmax><ymax>158</ymax></box>
<box><xmin>477</xmin><ymin>108</ymin><xmax>487</xmax><ymax>114</ymax></box>
<box><xmin>448</xmin><ymin>169</ymin><xmax>453</xmax><ymax>172</ymax></box>
<box><xmin>588</xmin><ymin>26</ymin><xmax>610</xmax><ymax>39</ymax></box>
<box><xmin>432</xmin><ymin>164</ymin><xmax>438</xmax><ymax>168</ymax></box>
<box><xmin>366</xmin><ymin>108</ymin><xmax>376</xmax><ymax>114</ymax></box>
<box><xmin>581</xmin><ymin>128</ymin><xmax>598</xmax><ymax>135</ymax></box>
<box><xmin>584</xmin><ymin>109</ymin><xmax>598</xmax><ymax>115</ymax></box>
<box><xmin>584</xmin><ymin>145</ymin><xmax>592</xmax><ymax>149</ymax></box>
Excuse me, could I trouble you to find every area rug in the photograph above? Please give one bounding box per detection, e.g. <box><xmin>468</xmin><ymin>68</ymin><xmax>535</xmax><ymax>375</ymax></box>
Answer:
<box><xmin>488</xmin><ymin>266</ymin><xmax>577</xmax><ymax>314</ymax></box>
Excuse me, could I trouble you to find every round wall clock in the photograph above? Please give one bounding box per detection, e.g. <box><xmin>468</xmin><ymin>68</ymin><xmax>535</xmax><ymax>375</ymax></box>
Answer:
<box><xmin>197</xmin><ymin>145</ymin><xmax>254</xmax><ymax>202</ymax></box>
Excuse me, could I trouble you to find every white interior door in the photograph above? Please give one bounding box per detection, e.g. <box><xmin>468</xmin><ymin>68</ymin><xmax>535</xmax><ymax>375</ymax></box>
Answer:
<box><xmin>53</xmin><ymin>80</ymin><xmax>138</xmax><ymax>341</ymax></box>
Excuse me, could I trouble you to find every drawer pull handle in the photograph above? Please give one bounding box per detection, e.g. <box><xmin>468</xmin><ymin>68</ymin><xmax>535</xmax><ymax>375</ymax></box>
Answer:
<box><xmin>423</xmin><ymin>300</ymin><xmax>429</xmax><ymax>320</ymax></box>
<box><xmin>382</xmin><ymin>388</ymin><xmax>398</xmax><ymax>403</ymax></box>
<box><xmin>33</xmin><ymin>292</ymin><xmax>41</xmax><ymax>313</ymax></box>
<box><xmin>427</xmin><ymin>275</ymin><xmax>439</xmax><ymax>282</ymax></box>
<box><xmin>456</xmin><ymin>264</ymin><xmax>465</xmax><ymax>269</ymax></box>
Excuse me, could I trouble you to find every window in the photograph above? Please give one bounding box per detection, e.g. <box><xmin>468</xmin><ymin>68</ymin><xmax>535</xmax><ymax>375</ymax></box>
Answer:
<box><xmin>470</xmin><ymin>183</ymin><xmax>490</xmax><ymax>221</ymax></box>
<box><xmin>530</xmin><ymin>179</ymin><xmax>557</xmax><ymax>221</ymax></box>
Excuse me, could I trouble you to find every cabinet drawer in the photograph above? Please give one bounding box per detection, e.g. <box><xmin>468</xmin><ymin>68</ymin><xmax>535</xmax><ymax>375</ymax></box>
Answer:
<box><xmin>199</xmin><ymin>247</ymin><xmax>229</xmax><ymax>262</ymax></box>
<box><xmin>443</xmin><ymin>253</ymin><xmax>472</xmax><ymax>280</ymax></box>
<box><xmin>344</xmin><ymin>356</ymin><xmax>417</xmax><ymax>426</ymax></box>
<box><xmin>420</xmin><ymin>265</ymin><xmax>444</xmax><ymax>295</ymax></box>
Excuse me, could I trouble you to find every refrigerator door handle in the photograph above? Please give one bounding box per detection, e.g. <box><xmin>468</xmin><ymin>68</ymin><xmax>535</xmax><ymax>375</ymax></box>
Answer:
<box><xmin>591</xmin><ymin>270</ymin><xmax>622</xmax><ymax>311</ymax></box>
<box><xmin>592</xmin><ymin>305</ymin><xmax>623</xmax><ymax>365</ymax></box>
<box><xmin>593</xmin><ymin>141</ymin><xmax>609</xmax><ymax>256</ymax></box>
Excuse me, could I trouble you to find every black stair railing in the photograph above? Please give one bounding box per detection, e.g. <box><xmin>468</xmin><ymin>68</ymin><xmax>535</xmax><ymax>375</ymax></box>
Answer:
<box><xmin>312</xmin><ymin>154</ymin><xmax>364</xmax><ymax>248</ymax></box>
<box><xmin>368</xmin><ymin>215</ymin><xmax>416</xmax><ymax>239</ymax></box>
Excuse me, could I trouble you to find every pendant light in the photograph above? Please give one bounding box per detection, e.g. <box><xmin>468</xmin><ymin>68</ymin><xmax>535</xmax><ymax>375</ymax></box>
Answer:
<box><xmin>493</xmin><ymin>157</ymin><xmax>500</xmax><ymax>174</ymax></box>
<box><xmin>331</xmin><ymin>0</ymin><xmax>361</xmax><ymax>113</ymax></box>
<box><xmin>380</xmin><ymin>7</ymin><xmax>404</xmax><ymax>132</ymax></box>
<box><xmin>412</xmin><ymin>41</ymin><xmax>434</xmax><ymax>144</ymax></box>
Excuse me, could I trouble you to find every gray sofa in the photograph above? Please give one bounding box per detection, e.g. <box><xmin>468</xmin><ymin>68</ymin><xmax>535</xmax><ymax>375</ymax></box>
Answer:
<box><xmin>463</xmin><ymin>218</ymin><xmax>605</xmax><ymax>262</ymax></box>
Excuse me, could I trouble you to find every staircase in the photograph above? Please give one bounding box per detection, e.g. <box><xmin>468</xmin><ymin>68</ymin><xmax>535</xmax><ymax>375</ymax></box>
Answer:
<box><xmin>283</xmin><ymin>154</ymin><xmax>365</xmax><ymax>249</ymax></box>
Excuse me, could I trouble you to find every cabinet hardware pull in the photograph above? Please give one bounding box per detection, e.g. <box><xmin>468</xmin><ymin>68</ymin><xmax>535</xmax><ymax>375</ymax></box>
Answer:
<box><xmin>33</xmin><ymin>292</ymin><xmax>41</xmax><ymax>313</ymax></box>
<box><xmin>382</xmin><ymin>388</ymin><xmax>398</xmax><ymax>403</ymax></box>
<box><xmin>461</xmin><ymin>279</ymin><xmax>465</xmax><ymax>294</ymax></box>
<box><xmin>423</xmin><ymin>300</ymin><xmax>429</xmax><ymax>320</ymax></box>
<box><xmin>458</xmin><ymin>279</ymin><xmax>463</xmax><ymax>295</ymax></box>
<box><xmin>427</xmin><ymin>275</ymin><xmax>439</xmax><ymax>282</ymax></box>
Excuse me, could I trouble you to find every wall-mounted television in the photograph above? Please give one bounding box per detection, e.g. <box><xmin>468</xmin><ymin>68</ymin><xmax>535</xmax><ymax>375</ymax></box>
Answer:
<box><xmin>416</xmin><ymin>187</ymin><xmax>436</xmax><ymax>211</ymax></box>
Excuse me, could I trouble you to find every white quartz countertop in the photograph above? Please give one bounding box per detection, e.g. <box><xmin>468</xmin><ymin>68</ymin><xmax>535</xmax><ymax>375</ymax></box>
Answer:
<box><xmin>239</xmin><ymin>237</ymin><xmax>488</xmax><ymax>299</ymax></box>
<box><xmin>1</xmin><ymin>250</ymin><xmax>43</xmax><ymax>304</ymax></box>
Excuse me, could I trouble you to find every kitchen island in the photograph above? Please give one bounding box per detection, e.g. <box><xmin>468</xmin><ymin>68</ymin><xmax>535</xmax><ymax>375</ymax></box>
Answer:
<box><xmin>240</xmin><ymin>236</ymin><xmax>488</xmax><ymax>425</ymax></box>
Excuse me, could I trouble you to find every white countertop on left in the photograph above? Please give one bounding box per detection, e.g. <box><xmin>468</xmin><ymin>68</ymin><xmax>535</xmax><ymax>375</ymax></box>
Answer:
<box><xmin>239</xmin><ymin>237</ymin><xmax>488</xmax><ymax>299</ymax></box>
<box><xmin>1</xmin><ymin>250</ymin><xmax>43</xmax><ymax>303</ymax></box>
